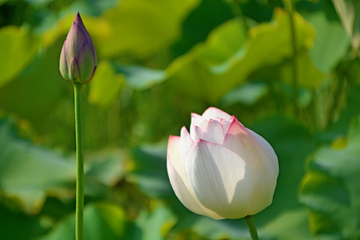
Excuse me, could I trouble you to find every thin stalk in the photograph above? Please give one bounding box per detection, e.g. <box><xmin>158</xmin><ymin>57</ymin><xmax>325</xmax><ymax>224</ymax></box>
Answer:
<box><xmin>74</xmin><ymin>83</ymin><xmax>84</xmax><ymax>240</ymax></box>
<box><xmin>245</xmin><ymin>215</ymin><xmax>259</xmax><ymax>240</ymax></box>
<box><xmin>287</xmin><ymin>1</ymin><xmax>299</xmax><ymax>116</ymax></box>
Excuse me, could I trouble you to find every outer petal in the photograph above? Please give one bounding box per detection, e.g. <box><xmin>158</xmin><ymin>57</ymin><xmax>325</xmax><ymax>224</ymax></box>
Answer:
<box><xmin>82</xmin><ymin>66</ymin><xmax>97</xmax><ymax>84</ymax></box>
<box><xmin>190</xmin><ymin>113</ymin><xmax>208</xmax><ymax>141</ymax></box>
<box><xmin>59</xmin><ymin>41</ymin><xmax>69</xmax><ymax>80</ymax></box>
<box><xmin>186</xmin><ymin>139</ymin><xmax>255</xmax><ymax>219</ymax></box>
<box><xmin>246</xmin><ymin>128</ymin><xmax>279</xmax><ymax>175</ymax></box>
<box><xmin>68</xmin><ymin>57</ymin><xmax>81</xmax><ymax>82</ymax></box>
<box><xmin>220</xmin><ymin>118</ymin><xmax>232</xmax><ymax>135</ymax></box>
<box><xmin>222</xmin><ymin>118</ymin><xmax>278</xmax><ymax>215</ymax></box>
<box><xmin>167</xmin><ymin>158</ymin><xmax>207</xmax><ymax>216</ymax></box>
<box><xmin>77</xmin><ymin>41</ymin><xmax>95</xmax><ymax>82</ymax></box>
<box><xmin>202</xmin><ymin>107</ymin><xmax>232</xmax><ymax>121</ymax></box>
<box><xmin>180</xmin><ymin>127</ymin><xmax>193</xmax><ymax>167</ymax></box>
<box><xmin>191</xmin><ymin>126</ymin><xmax>204</xmax><ymax>142</ymax></box>
<box><xmin>74</xmin><ymin>12</ymin><xmax>96</xmax><ymax>60</ymax></box>
<box><xmin>167</xmin><ymin>136</ymin><xmax>223</xmax><ymax>219</ymax></box>
<box><xmin>202</xmin><ymin>119</ymin><xmax>224</xmax><ymax>145</ymax></box>
<box><xmin>65</xmin><ymin>22</ymin><xmax>87</xmax><ymax>65</ymax></box>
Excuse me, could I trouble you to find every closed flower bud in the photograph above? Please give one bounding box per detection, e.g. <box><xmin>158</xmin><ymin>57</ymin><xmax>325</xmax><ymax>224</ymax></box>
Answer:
<box><xmin>167</xmin><ymin>107</ymin><xmax>279</xmax><ymax>219</ymax></box>
<box><xmin>59</xmin><ymin>12</ymin><xmax>97</xmax><ymax>84</ymax></box>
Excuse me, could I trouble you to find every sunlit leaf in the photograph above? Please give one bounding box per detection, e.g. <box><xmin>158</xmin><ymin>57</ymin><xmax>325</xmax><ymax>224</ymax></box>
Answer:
<box><xmin>220</xmin><ymin>82</ymin><xmax>268</xmax><ymax>106</ymax></box>
<box><xmin>136</xmin><ymin>203</ymin><xmax>177</xmax><ymax>240</ymax></box>
<box><xmin>166</xmin><ymin>8</ymin><xmax>317</xmax><ymax>103</ymax></box>
<box><xmin>44</xmin><ymin>0</ymin><xmax>201</xmax><ymax>58</ymax></box>
<box><xmin>279</xmin><ymin>51</ymin><xmax>326</xmax><ymax>88</ymax></box>
<box><xmin>169</xmin><ymin>199</ymin><xmax>249</xmax><ymax>240</ymax></box>
<box><xmin>42</xmin><ymin>14</ymin><xmax>110</xmax><ymax>49</ymax></box>
<box><xmin>332</xmin><ymin>0</ymin><xmax>360</xmax><ymax>52</ymax></box>
<box><xmin>37</xmin><ymin>202</ymin><xmax>135</xmax><ymax>240</ymax></box>
<box><xmin>114</xmin><ymin>64</ymin><xmax>166</xmax><ymax>90</ymax></box>
<box><xmin>171</xmin><ymin>0</ymin><xmax>233</xmax><ymax>57</ymax></box>
<box><xmin>259</xmin><ymin>209</ymin><xmax>313</xmax><ymax>240</ymax></box>
<box><xmin>0</xmin><ymin>38</ymin><xmax>68</xmax><ymax>129</ymax></box>
<box><xmin>86</xmin><ymin>149</ymin><xmax>128</xmax><ymax>186</ymax></box>
<box><xmin>88</xmin><ymin>61</ymin><xmax>125</xmax><ymax>107</ymax></box>
<box><xmin>300</xmin><ymin>115</ymin><xmax>360</xmax><ymax>239</ymax></box>
<box><xmin>165</xmin><ymin>18</ymin><xmax>246</xmax><ymax>103</ymax></box>
<box><xmin>192</xmin><ymin>19</ymin><xmax>247</xmax><ymax>66</ymax></box>
<box><xmin>0</xmin><ymin>118</ymin><xmax>75</xmax><ymax>214</ymax></box>
<box><xmin>189</xmin><ymin>217</ymin><xmax>249</xmax><ymax>240</ymax></box>
<box><xmin>304</xmin><ymin>11</ymin><xmax>350</xmax><ymax>72</ymax></box>
<box><xmin>0</xmin><ymin>26</ymin><xmax>39</xmax><ymax>87</ymax></box>
<box><xmin>100</xmin><ymin>0</ymin><xmax>201</xmax><ymax>58</ymax></box>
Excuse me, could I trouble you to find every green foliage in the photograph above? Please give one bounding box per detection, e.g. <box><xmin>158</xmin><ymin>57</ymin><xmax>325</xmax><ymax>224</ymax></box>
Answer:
<box><xmin>305</xmin><ymin>11</ymin><xmax>349</xmax><ymax>72</ymax></box>
<box><xmin>332</xmin><ymin>0</ymin><xmax>360</xmax><ymax>53</ymax></box>
<box><xmin>127</xmin><ymin>144</ymin><xmax>171</xmax><ymax>198</ymax></box>
<box><xmin>251</xmin><ymin>115</ymin><xmax>317</xmax><ymax>226</ymax></box>
<box><xmin>0</xmin><ymin>202</ymin><xmax>48</xmax><ymax>240</ymax></box>
<box><xmin>88</xmin><ymin>61</ymin><xmax>125</xmax><ymax>107</ymax></box>
<box><xmin>1</xmin><ymin>0</ymin><xmax>360</xmax><ymax>239</ymax></box>
<box><xmin>166</xmin><ymin>8</ymin><xmax>318</xmax><ymax>103</ymax></box>
<box><xmin>300</xmin><ymin>116</ymin><xmax>360</xmax><ymax>239</ymax></box>
<box><xmin>0</xmin><ymin>38</ymin><xmax>67</xmax><ymax>127</ymax></box>
<box><xmin>0</xmin><ymin>26</ymin><xmax>38</xmax><ymax>87</ymax></box>
<box><xmin>0</xmin><ymin>118</ymin><xmax>75</xmax><ymax>213</ymax></box>
<box><xmin>260</xmin><ymin>209</ymin><xmax>313</xmax><ymax>240</ymax></box>
<box><xmin>114</xmin><ymin>64</ymin><xmax>165</xmax><ymax>90</ymax></box>
<box><xmin>37</xmin><ymin>202</ymin><xmax>134</xmax><ymax>240</ymax></box>
<box><xmin>136</xmin><ymin>204</ymin><xmax>177</xmax><ymax>240</ymax></box>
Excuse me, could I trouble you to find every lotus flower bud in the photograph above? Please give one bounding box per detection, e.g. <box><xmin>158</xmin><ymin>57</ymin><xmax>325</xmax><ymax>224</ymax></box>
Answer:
<box><xmin>167</xmin><ymin>107</ymin><xmax>279</xmax><ymax>219</ymax></box>
<box><xmin>59</xmin><ymin>12</ymin><xmax>97</xmax><ymax>84</ymax></box>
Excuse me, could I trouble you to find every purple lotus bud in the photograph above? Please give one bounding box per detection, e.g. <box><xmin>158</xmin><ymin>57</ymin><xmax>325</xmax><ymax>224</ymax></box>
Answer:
<box><xmin>59</xmin><ymin>12</ymin><xmax>97</xmax><ymax>84</ymax></box>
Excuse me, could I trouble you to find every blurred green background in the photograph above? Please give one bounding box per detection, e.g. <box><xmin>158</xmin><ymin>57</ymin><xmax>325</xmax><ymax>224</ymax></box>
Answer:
<box><xmin>1</xmin><ymin>0</ymin><xmax>360</xmax><ymax>239</ymax></box>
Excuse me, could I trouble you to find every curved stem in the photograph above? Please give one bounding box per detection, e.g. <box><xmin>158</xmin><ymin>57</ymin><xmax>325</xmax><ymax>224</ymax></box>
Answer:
<box><xmin>245</xmin><ymin>215</ymin><xmax>259</xmax><ymax>240</ymax></box>
<box><xmin>74</xmin><ymin>83</ymin><xmax>84</xmax><ymax>240</ymax></box>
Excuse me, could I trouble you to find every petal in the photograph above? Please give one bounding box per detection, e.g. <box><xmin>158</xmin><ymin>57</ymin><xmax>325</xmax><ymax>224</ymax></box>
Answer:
<box><xmin>220</xmin><ymin>117</ymin><xmax>233</xmax><ymax>135</ymax></box>
<box><xmin>167</xmin><ymin>158</ymin><xmax>207</xmax><ymax>216</ymax></box>
<box><xmin>191</xmin><ymin>126</ymin><xmax>204</xmax><ymax>142</ymax></box>
<box><xmin>222</xmin><ymin>118</ymin><xmax>278</xmax><ymax>214</ymax></box>
<box><xmin>202</xmin><ymin>107</ymin><xmax>232</xmax><ymax>121</ymax></box>
<box><xmin>77</xmin><ymin>41</ymin><xmax>95</xmax><ymax>82</ymax></box>
<box><xmin>74</xmin><ymin>12</ymin><xmax>96</xmax><ymax>60</ymax></box>
<box><xmin>167</xmin><ymin>136</ymin><xmax>186</xmax><ymax>178</ymax></box>
<box><xmin>190</xmin><ymin>113</ymin><xmax>208</xmax><ymax>139</ymax></box>
<box><xmin>167</xmin><ymin>136</ymin><xmax>223</xmax><ymax>219</ymax></box>
<box><xmin>247</xmin><ymin>128</ymin><xmax>279</xmax><ymax>175</ymax></box>
<box><xmin>180</xmin><ymin>127</ymin><xmax>193</xmax><ymax>167</ymax></box>
<box><xmin>59</xmin><ymin>41</ymin><xmax>69</xmax><ymax>80</ymax></box>
<box><xmin>186</xmin><ymin>139</ymin><xmax>255</xmax><ymax>219</ymax></box>
<box><xmin>202</xmin><ymin>119</ymin><xmax>224</xmax><ymax>145</ymax></box>
<box><xmin>65</xmin><ymin>22</ymin><xmax>87</xmax><ymax>65</ymax></box>
<box><xmin>82</xmin><ymin>66</ymin><xmax>97</xmax><ymax>84</ymax></box>
<box><xmin>68</xmin><ymin>57</ymin><xmax>81</xmax><ymax>82</ymax></box>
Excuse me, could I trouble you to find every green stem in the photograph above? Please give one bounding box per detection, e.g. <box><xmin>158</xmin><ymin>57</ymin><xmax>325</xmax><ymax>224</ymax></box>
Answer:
<box><xmin>245</xmin><ymin>215</ymin><xmax>259</xmax><ymax>240</ymax></box>
<box><xmin>74</xmin><ymin>83</ymin><xmax>84</xmax><ymax>240</ymax></box>
<box><xmin>286</xmin><ymin>0</ymin><xmax>299</xmax><ymax>116</ymax></box>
